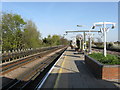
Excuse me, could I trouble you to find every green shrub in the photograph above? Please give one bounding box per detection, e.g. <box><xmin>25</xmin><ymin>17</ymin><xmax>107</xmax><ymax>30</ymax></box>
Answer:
<box><xmin>88</xmin><ymin>52</ymin><xmax>120</xmax><ymax>65</ymax></box>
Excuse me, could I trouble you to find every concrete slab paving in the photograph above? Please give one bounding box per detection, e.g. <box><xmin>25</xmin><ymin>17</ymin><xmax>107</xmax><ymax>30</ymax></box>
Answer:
<box><xmin>40</xmin><ymin>47</ymin><xmax>119</xmax><ymax>89</ymax></box>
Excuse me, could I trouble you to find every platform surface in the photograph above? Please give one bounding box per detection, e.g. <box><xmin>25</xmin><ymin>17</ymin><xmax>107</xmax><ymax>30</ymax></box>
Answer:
<box><xmin>40</xmin><ymin>47</ymin><xmax>120</xmax><ymax>89</ymax></box>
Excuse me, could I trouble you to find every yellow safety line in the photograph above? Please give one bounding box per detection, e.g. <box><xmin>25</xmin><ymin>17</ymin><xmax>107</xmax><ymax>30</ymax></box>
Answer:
<box><xmin>54</xmin><ymin>53</ymin><xmax>67</xmax><ymax>88</ymax></box>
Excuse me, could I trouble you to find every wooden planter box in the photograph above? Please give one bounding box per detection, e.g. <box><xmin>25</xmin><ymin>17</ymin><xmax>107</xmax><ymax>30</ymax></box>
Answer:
<box><xmin>85</xmin><ymin>55</ymin><xmax>120</xmax><ymax>80</ymax></box>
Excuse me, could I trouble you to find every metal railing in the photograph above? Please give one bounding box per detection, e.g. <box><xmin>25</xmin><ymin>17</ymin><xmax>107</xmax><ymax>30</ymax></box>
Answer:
<box><xmin>1</xmin><ymin>45</ymin><xmax>64</xmax><ymax>64</ymax></box>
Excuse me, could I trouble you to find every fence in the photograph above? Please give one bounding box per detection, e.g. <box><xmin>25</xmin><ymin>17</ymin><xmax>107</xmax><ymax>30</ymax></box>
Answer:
<box><xmin>1</xmin><ymin>46</ymin><xmax>63</xmax><ymax>64</ymax></box>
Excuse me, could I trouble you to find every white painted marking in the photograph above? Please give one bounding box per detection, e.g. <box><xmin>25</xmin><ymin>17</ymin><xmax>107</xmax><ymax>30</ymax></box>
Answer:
<box><xmin>36</xmin><ymin>48</ymin><xmax>67</xmax><ymax>89</ymax></box>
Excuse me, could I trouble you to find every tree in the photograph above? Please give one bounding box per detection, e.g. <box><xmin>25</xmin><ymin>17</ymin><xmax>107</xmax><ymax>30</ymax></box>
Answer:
<box><xmin>2</xmin><ymin>13</ymin><xmax>26</xmax><ymax>51</ymax></box>
<box><xmin>23</xmin><ymin>20</ymin><xmax>42</xmax><ymax>49</ymax></box>
<box><xmin>60</xmin><ymin>37</ymin><xmax>69</xmax><ymax>45</ymax></box>
<box><xmin>42</xmin><ymin>34</ymin><xmax>69</xmax><ymax>46</ymax></box>
<box><xmin>52</xmin><ymin>35</ymin><xmax>61</xmax><ymax>45</ymax></box>
<box><xmin>2</xmin><ymin>13</ymin><xmax>42</xmax><ymax>51</ymax></box>
<box><xmin>2</xmin><ymin>12</ymin><xmax>68</xmax><ymax>51</ymax></box>
<box><xmin>42</xmin><ymin>35</ymin><xmax>53</xmax><ymax>46</ymax></box>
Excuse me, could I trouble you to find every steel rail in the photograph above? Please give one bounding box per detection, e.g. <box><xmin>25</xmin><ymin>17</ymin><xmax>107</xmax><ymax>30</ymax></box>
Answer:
<box><xmin>2</xmin><ymin>46</ymin><xmax>66</xmax><ymax>90</ymax></box>
<box><xmin>1</xmin><ymin>46</ymin><xmax>63</xmax><ymax>75</ymax></box>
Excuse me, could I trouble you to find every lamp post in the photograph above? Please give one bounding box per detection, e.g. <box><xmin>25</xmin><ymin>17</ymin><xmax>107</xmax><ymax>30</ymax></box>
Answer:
<box><xmin>86</xmin><ymin>33</ymin><xmax>94</xmax><ymax>54</ymax></box>
<box><xmin>92</xmin><ymin>22</ymin><xmax>115</xmax><ymax>57</ymax></box>
<box><xmin>76</xmin><ymin>34</ymin><xmax>83</xmax><ymax>51</ymax></box>
<box><xmin>77</xmin><ymin>25</ymin><xmax>86</xmax><ymax>51</ymax></box>
<box><xmin>66</xmin><ymin>30</ymin><xmax>100</xmax><ymax>53</ymax></box>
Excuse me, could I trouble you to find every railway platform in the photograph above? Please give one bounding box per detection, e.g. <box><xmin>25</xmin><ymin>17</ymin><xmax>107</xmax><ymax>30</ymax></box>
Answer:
<box><xmin>38</xmin><ymin>47</ymin><xmax>119</xmax><ymax>89</ymax></box>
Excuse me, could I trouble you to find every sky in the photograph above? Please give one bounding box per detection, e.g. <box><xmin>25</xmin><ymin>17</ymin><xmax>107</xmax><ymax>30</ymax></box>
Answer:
<box><xmin>2</xmin><ymin>2</ymin><xmax>118</xmax><ymax>42</ymax></box>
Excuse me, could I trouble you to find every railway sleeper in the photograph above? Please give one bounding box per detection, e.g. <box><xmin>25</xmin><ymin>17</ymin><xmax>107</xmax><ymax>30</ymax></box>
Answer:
<box><xmin>19</xmin><ymin>48</ymin><xmax>66</xmax><ymax>89</ymax></box>
<box><xmin>2</xmin><ymin>47</ymin><xmax>66</xmax><ymax>89</ymax></box>
<box><xmin>2</xmin><ymin>46</ymin><xmax>60</xmax><ymax>63</ymax></box>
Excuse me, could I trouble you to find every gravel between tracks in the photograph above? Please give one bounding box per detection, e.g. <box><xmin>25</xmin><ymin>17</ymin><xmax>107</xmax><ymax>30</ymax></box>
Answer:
<box><xmin>2</xmin><ymin>48</ymin><xmax>64</xmax><ymax>86</ymax></box>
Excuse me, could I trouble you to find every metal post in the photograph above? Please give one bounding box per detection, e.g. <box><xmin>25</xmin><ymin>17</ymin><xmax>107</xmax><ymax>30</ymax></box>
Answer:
<box><xmin>80</xmin><ymin>39</ymin><xmax>81</xmax><ymax>50</ymax></box>
<box><xmin>89</xmin><ymin>36</ymin><xmax>92</xmax><ymax>54</ymax></box>
<box><xmin>83</xmin><ymin>32</ymin><xmax>86</xmax><ymax>51</ymax></box>
<box><xmin>103</xmin><ymin>22</ymin><xmax>106</xmax><ymax>57</ymax></box>
<box><xmin>82</xmin><ymin>39</ymin><xmax>84</xmax><ymax>51</ymax></box>
<box><xmin>83</xmin><ymin>33</ymin><xmax>84</xmax><ymax>50</ymax></box>
<box><xmin>66</xmin><ymin>30</ymin><xmax>101</xmax><ymax>52</ymax></box>
<box><xmin>79</xmin><ymin>39</ymin><xmax>80</xmax><ymax>49</ymax></box>
<box><xmin>92</xmin><ymin>22</ymin><xmax>115</xmax><ymax>57</ymax></box>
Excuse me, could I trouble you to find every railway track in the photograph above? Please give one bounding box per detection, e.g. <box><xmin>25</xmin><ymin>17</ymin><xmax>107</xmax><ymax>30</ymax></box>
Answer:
<box><xmin>1</xmin><ymin>46</ymin><xmax>64</xmax><ymax>75</ymax></box>
<box><xmin>92</xmin><ymin>48</ymin><xmax>120</xmax><ymax>56</ymax></box>
<box><xmin>2</xmin><ymin>46</ymin><xmax>67</xmax><ymax>90</ymax></box>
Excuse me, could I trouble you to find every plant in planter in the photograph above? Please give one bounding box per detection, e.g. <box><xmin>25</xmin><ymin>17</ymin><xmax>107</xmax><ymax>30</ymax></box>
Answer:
<box><xmin>88</xmin><ymin>52</ymin><xmax>120</xmax><ymax>65</ymax></box>
<box><xmin>85</xmin><ymin>53</ymin><xmax>120</xmax><ymax>79</ymax></box>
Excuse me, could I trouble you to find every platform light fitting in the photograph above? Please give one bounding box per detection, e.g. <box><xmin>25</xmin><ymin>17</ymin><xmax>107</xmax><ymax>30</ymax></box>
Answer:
<box><xmin>92</xmin><ymin>26</ymin><xmax>95</xmax><ymax>29</ymax></box>
<box><xmin>111</xmin><ymin>23</ymin><xmax>116</xmax><ymax>29</ymax></box>
<box><xmin>77</xmin><ymin>25</ymin><xmax>86</xmax><ymax>27</ymax></box>
<box><xmin>92</xmin><ymin>22</ymin><xmax>116</xmax><ymax>57</ymax></box>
